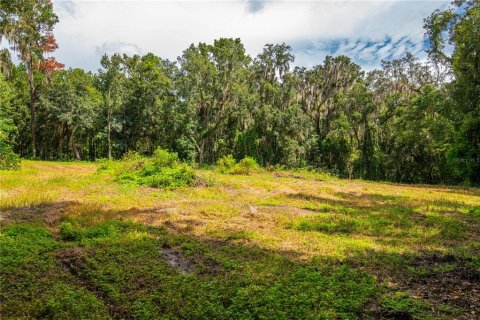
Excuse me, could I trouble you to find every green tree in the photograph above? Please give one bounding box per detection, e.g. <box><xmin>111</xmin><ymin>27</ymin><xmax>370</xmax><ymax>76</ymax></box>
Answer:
<box><xmin>42</xmin><ymin>68</ymin><xmax>101</xmax><ymax>160</ymax></box>
<box><xmin>97</xmin><ymin>54</ymin><xmax>126</xmax><ymax>159</ymax></box>
<box><xmin>178</xmin><ymin>38</ymin><xmax>251</xmax><ymax>163</ymax></box>
<box><xmin>121</xmin><ymin>53</ymin><xmax>177</xmax><ymax>155</ymax></box>
<box><xmin>425</xmin><ymin>0</ymin><xmax>480</xmax><ymax>184</ymax></box>
<box><xmin>0</xmin><ymin>0</ymin><xmax>60</xmax><ymax>157</ymax></box>
<box><xmin>0</xmin><ymin>72</ymin><xmax>20</xmax><ymax>169</ymax></box>
<box><xmin>247</xmin><ymin>44</ymin><xmax>316</xmax><ymax>167</ymax></box>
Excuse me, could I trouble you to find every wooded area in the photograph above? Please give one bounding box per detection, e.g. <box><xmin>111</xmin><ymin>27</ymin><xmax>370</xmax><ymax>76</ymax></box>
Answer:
<box><xmin>1</xmin><ymin>0</ymin><xmax>479</xmax><ymax>185</ymax></box>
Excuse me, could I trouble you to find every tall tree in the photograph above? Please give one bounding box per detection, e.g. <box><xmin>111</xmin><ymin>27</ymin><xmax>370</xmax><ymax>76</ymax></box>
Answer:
<box><xmin>122</xmin><ymin>53</ymin><xmax>176</xmax><ymax>154</ymax></box>
<box><xmin>0</xmin><ymin>0</ymin><xmax>60</xmax><ymax>157</ymax></box>
<box><xmin>250</xmin><ymin>44</ymin><xmax>315</xmax><ymax>166</ymax></box>
<box><xmin>178</xmin><ymin>38</ymin><xmax>251</xmax><ymax>163</ymax></box>
<box><xmin>97</xmin><ymin>54</ymin><xmax>126</xmax><ymax>159</ymax></box>
<box><xmin>42</xmin><ymin>68</ymin><xmax>101</xmax><ymax>160</ymax></box>
<box><xmin>0</xmin><ymin>72</ymin><xmax>20</xmax><ymax>169</ymax></box>
<box><xmin>425</xmin><ymin>0</ymin><xmax>480</xmax><ymax>184</ymax></box>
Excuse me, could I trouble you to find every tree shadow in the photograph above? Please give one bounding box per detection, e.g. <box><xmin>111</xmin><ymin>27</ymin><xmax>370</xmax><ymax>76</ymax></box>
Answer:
<box><xmin>286</xmin><ymin>190</ymin><xmax>479</xmax><ymax>252</ymax></box>
<box><xmin>371</xmin><ymin>180</ymin><xmax>480</xmax><ymax>197</ymax></box>
<box><xmin>1</xmin><ymin>200</ymin><xmax>478</xmax><ymax>319</ymax></box>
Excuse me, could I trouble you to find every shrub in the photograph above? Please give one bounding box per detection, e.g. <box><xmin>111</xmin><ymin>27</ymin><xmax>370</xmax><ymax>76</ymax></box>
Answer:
<box><xmin>216</xmin><ymin>155</ymin><xmax>260</xmax><ymax>175</ymax></box>
<box><xmin>139</xmin><ymin>163</ymin><xmax>195</xmax><ymax>189</ymax></box>
<box><xmin>59</xmin><ymin>222</ymin><xmax>82</xmax><ymax>241</ymax></box>
<box><xmin>98</xmin><ymin>148</ymin><xmax>195</xmax><ymax>189</ymax></box>
<box><xmin>0</xmin><ymin>140</ymin><xmax>20</xmax><ymax>170</ymax></box>
<box><xmin>152</xmin><ymin>148</ymin><xmax>178</xmax><ymax>168</ymax></box>
<box><xmin>232</xmin><ymin>157</ymin><xmax>259</xmax><ymax>175</ymax></box>
<box><xmin>216</xmin><ymin>155</ymin><xmax>236</xmax><ymax>173</ymax></box>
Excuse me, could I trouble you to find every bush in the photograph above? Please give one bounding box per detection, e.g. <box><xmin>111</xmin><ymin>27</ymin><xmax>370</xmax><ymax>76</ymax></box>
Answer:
<box><xmin>232</xmin><ymin>157</ymin><xmax>259</xmax><ymax>175</ymax></box>
<box><xmin>139</xmin><ymin>163</ymin><xmax>195</xmax><ymax>189</ymax></box>
<box><xmin>59</xmin><ymin>222</ymin><xmax>82</xmax><ymax>241</ymax></box>
<box><xmin>152</xmin><ymin>148</ymin><xmax>178</xmax><ymax>168</ymax></box>
<box><xmin>0</xmin><ymin>141</ymin><xmax>20</xmax><ymax>170</ymax></box>
<box><xmin>98</xmin><ymin>148</ymin><xmax>195</xmax><ymax>189</ymax></box>
<box><xmin>216</xmin><ymin>155</ymin><xmax>236</xmax><ymax>173</ymax></box>
<box><xmin>216</xmin><ymin>155</ymin><xmax>260</xmax><ymax>175</ymax></box>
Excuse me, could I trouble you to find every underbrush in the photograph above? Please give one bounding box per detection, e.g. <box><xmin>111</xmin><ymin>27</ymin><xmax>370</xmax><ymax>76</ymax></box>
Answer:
<box><xmin>216</xmin><ymin>155</ymin><xmax>260</xmax><ymax>175</ymax></box>
<box><xmin>97</xmin><ymin>149</ymin><xmax>195</xmax><ymax>189</ymax></box>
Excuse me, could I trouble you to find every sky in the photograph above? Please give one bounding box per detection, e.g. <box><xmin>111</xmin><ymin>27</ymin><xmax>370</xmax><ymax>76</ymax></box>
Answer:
<box><xmin>47</xmin><ymin>0</ymin><xmax>450</xmax><ymax>71</ymax></box>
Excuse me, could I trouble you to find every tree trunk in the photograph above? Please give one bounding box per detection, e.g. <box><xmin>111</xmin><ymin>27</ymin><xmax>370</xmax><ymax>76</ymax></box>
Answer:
<box><xmin>70</xmin><ymin>132</ymin><xmax>81</xmax><ymax>161</ymax></box>
<box><xmin>108</xmin><ymin>119</ymin><xmax>112</xmax><ymax>160</ymax></box>
<box><xmin>107</xmin><ymin>89</ymin><xmax>113</xmax><ymax>160</ymax></box>
<box><xmin>27</xmin><ymin>62</ymin><xmax>37</xmax><ymax>158</ymax></box>
<box><xmin>30</xmin><ymin>98</ymin><xmax>36</xmax><ymax>158</ymax></box>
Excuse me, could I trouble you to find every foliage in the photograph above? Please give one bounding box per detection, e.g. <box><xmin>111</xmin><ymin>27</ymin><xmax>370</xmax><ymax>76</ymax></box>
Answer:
<box><xmin>0</xmin><ymin>2</ymin><xmax>479</xmax><ymax>185</ymax></box>
<box><xmin>216</xmin><ymin>155</ymin><xmax>260</xmax><ymax>175</ymax></box>
<box><xmin>0</xmin><ymin>0</ymin><xmax>61</xmax><ymax>157</ymax></box>
<box><xmin>0</xmin><ymin>141</ymin><xmax>20</xmax><ymax>170</ymax></box>
<box><xmin>100</xmin><ymin>148</ymin><xmax>196</xmax><ymax>189</ymax></box>
<box><xmin>233</xmin><ymin>157</ymin><xmax>260</xmax><ymax>175</ymax></box>
<box><xmin>380</xmin><ymin>291</ymin><xmax>431</xmax><ymax>318</ymax></box>
<box><xmin>1</xmin><ymin>220</ymin><xmax>377</xmax><ymax>320</ymax></box>
<box><xmin>425</xmin><ymin>0</ymin><xmax>480</xmax><ymax>184</ymax></box>
<box><xmin>41</xmin><ymin>68</ymin><xmax>102</xmax><ymax>160</ymax></box>
<box><xmin>0</xmin><ymin>73</ymin><xmax>20</xmax><ymax>169</ymax></box>
<box><xmin>216</xmin><ymin>154</ymin><xmax>236</xmax><ymax>173</ymax></box>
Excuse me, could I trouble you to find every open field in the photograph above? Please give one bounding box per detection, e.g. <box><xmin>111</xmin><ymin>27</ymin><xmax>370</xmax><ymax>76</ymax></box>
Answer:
<box><xmin>1</xmin><ymin>161</ymin><xmax>479</xmax><ymax>319</ymax></box>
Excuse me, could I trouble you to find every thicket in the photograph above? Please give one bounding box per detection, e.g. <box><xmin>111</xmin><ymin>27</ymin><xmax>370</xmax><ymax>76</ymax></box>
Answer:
<box><xmin>217</xmin><ymin>155</ymin><xmax>260</xmax><ymax>175</ymax></box>
<box><xmin>98</xmin><ymin>149</ymin><xmax>195</xmax><ymax>189</ymax></box>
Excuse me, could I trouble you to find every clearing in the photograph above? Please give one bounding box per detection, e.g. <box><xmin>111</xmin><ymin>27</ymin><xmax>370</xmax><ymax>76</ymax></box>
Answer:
<box><xmin>1</xmin><ymin>161</ymin><xmax>479</xmax><ymax>319</ymax></box>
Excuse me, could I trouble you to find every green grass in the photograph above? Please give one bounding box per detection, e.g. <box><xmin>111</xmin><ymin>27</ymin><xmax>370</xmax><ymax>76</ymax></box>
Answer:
<box><xmin>1</xmin><ymin>160</ymin><xmax>479</xmax><ymax>319</ymax></box>
<box><xmin>1</xmin><ymin>221</ymin><xmax>376</xmax><ymax>319</ymax></box>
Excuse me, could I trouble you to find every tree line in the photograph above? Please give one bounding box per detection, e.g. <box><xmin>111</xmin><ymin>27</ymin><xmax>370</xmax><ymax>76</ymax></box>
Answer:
<box><xmin>0</xmin><ymin>0</ymin><xmax>478</xmax><ymax>185</ymax></box>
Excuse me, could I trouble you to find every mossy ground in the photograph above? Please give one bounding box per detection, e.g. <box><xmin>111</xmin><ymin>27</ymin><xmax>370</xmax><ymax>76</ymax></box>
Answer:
<box><xmin>1</xmin><ymin>161</ymin><xmax>479</xmax><ymax>319</ymax></box>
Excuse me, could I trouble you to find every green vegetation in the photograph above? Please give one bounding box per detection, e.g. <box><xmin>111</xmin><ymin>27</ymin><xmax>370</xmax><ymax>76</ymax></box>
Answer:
<box><xmin>98</xmin><ymin>149</ymin><xmax>195</xmax><ymax>189</ymax></box>
<box><xmin>1</xmin><ymin>1</ymin><xmax>479</xmax><ymax>185</ymax></box>
<box><xmin>0</xmin><ymin>73</ymin><xmax>20</xmax><ymax>170</ymax></box>
<box><xmin>1</xmin><ymin>0</ymin><xmax>479</xmax><ymax>318</ymax></box>
<box><xmin>1</xmin><ymin>220</ymin><xmax>377</xmax><ymax>319</ymax></box>
<box><xmin>1</xmin><ymin>161</ymin><xmax>479</xmax><ymax>319</ymax></box>
<box><xmin>217</xmin><ymin>155</ymin><xmax>260</xmax><ymax>175</ymax></box>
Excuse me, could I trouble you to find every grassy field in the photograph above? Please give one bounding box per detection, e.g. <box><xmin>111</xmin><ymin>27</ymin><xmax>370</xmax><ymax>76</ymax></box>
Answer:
<box><xmin>1</xmin><ymin>160</ymin><xmax>479</xmax><ymax>319</ymax></box>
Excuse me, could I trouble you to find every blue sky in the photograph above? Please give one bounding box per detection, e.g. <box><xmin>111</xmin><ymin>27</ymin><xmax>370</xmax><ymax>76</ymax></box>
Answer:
<box><xmin>48</xmin><ymin>0</ymin><xmax>449</xmax><ymax>71</ymax></box>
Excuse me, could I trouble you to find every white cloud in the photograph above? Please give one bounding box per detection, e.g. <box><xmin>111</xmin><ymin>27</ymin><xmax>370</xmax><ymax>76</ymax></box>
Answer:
<box><xmin>95</xmin><ymin>42</ymin><xmax>143</xmax><ymax>57</ymax></box>
<box><xmin>50</xmin><ymin>0</ymin><xmax>449</xmax><ymax>71</ymax></box>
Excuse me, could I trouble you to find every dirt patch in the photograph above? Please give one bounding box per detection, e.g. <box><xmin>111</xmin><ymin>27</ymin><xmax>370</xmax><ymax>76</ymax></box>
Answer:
<box><xmin>56</xmin><ymin>247</ymin><xmax>132</xmax><ymax>319</ymax></box>
<box><xmin>57</xmin><ymin>247</ymin><xmax>89</xmax><ymax>275</ymax></box>
<box><xmin>160</xmin><ymin>245</ymin><xmax>195</xmax><ymax>275</ymax></box>
<box><xmin>274</xmin><ymin>172</ymin><xmax>324</xmax><ymax>181</ymax></box>
<box><xmin>193</xmin><ymin>177</ymin><xmax>209</xmax><ymax>187</ymax></box>
<box><xmin>162</xmin><ymin>219</ymin><xmax>205</xmax><ymax>233</ymax></box>
<box><xmin>361</xmin><ymin>252</ymin><xmax>480</xmax><ymax>319</ymax></box>
<box><xmin>1</xmin><ymin>201</ymin><xmax>73</xmax><ymax>226</ymax></box>
<box><xmin>274</xmin><ymin>173</ymin><xmax>306</xmax><ymax>180</ymax></box>
<box><xmin>160</xmin><ymin>242</ymin><xmax>224</xmax><ymax>276</ymax></box>
<box><xmin>405</xmin><ymin>255</ymin><xmax>479</xmax><ymax>315</ymax></box>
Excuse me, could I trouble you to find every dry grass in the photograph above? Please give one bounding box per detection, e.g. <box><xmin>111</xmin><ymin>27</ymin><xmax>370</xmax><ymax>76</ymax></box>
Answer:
<box><xmin>1</xmin><ymin>160</ymin><xmax>479</xmax><ymax>319</ymax></box>
<box><xmin>2</xmin><ymin>160</ymin><xmax>479</xmax><ymax>260</ymax></box>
